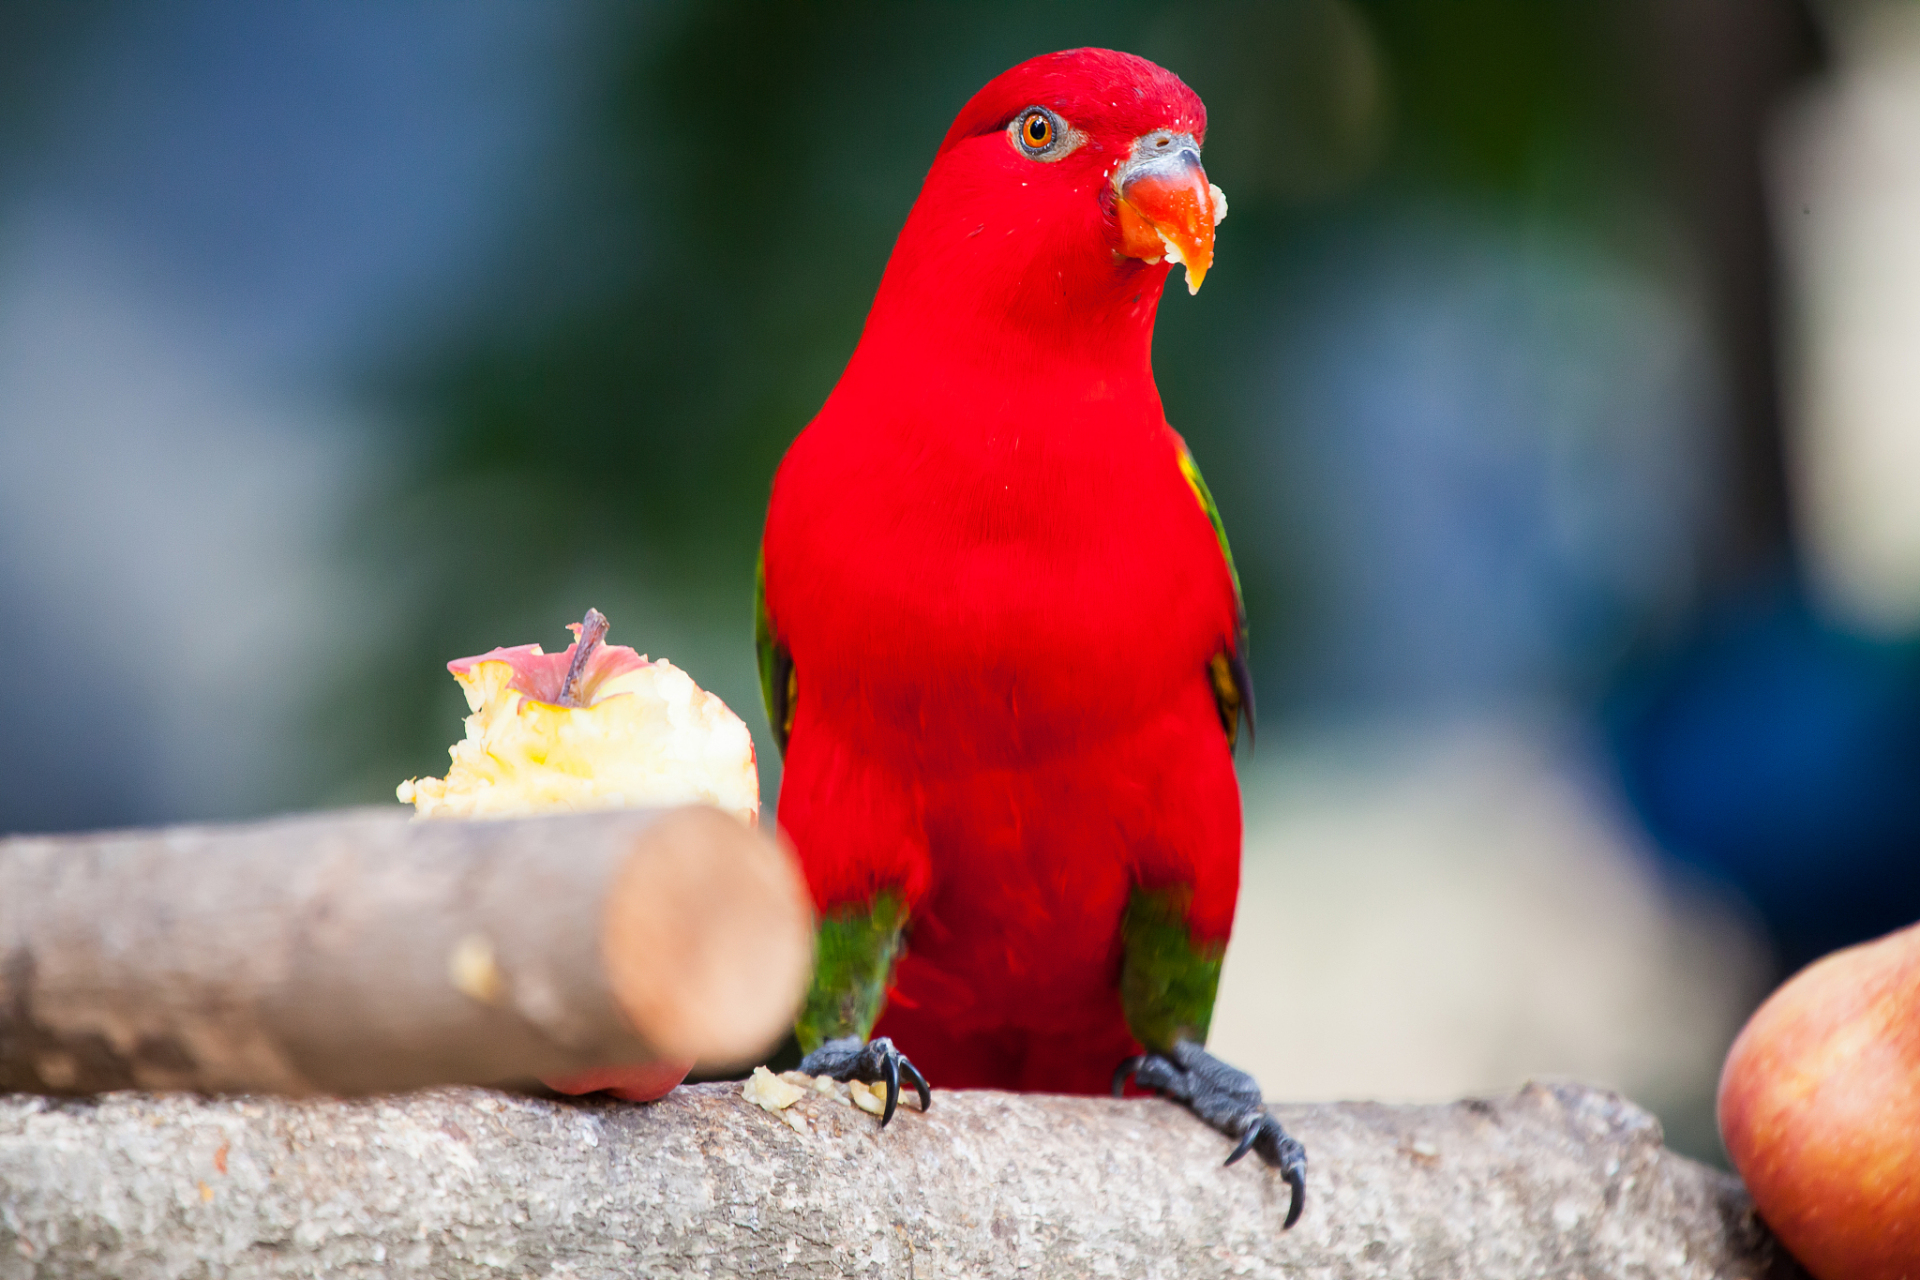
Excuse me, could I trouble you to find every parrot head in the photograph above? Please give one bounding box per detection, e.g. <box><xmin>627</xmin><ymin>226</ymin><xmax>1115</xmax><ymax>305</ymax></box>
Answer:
<box><xmin>848</xmin><ymin>49</ymin><xmax>1221</xmax><ymax>397</ymax></box>
<box><xmin>933</xmin><ymin>47</ymin><xmax>1223</xmax><ymax>297</ymax></box>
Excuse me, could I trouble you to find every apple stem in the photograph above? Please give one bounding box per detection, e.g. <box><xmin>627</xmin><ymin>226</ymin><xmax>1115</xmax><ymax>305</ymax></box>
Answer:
<box><xmin>558</xmin><ymin>607</ymin><xmax>610</xmax><ymax>708</ymax></box>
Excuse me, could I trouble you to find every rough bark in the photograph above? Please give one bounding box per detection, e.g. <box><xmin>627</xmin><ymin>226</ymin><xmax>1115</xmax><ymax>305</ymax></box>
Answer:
<box><xmin>0</xmin><ymin>808</ymin><xmax>810</xmax><ymax>1096</ymax></box>
<box><xmin>0</xmin><ymin>1079</ymin><xmax>1800</xmax><ymax>1279</ymax></box>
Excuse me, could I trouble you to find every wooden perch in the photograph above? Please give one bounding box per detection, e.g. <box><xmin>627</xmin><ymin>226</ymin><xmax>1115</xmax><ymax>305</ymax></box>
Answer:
<box><xmin>0</xmin><ymin>1079</ymin><xmax>1800</xmax><ymax>1278</ymax></box>
<box><xmin>0</xmin><ymin>807</ymin><xmax>811</xmax><ymax>1096</ymax></box>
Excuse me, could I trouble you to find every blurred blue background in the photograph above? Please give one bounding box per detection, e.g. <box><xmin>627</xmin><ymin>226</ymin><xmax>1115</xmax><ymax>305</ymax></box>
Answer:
<box><xmin>4</xmin><ymin>0</ymin><xmax>1917</xmax><ymax>1160</ymax></box>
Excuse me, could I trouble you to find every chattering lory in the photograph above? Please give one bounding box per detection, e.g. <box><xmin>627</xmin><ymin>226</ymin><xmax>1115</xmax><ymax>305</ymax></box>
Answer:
<box><xmin>756</xmin><ymin>47</ymin><xmax>1305</xmax><ymax>1226</ymax></box>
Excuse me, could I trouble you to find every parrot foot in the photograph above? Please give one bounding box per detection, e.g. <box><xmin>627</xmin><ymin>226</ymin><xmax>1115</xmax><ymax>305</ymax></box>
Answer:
<box><xmin>796</xmin><ymin>1035</ymin><xmax>931</xmax><ymax>1127</ymax></box>
<box><xmin>1114</xmin><ymin>1040</ymin><xmax>1307</xmax><ymax>1229</ymax></box>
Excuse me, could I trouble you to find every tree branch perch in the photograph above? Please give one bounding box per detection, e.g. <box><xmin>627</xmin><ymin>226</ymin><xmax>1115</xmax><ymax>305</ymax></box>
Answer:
<box><xmin>0</xmin><ymin>1080</ymin><xmax>1801</xmax><ymax>1279</ymax></box>
<box><xmin>0</xmin><ymin>808</ymin><xmax>810</xmax><ymax>1095</ymax></box>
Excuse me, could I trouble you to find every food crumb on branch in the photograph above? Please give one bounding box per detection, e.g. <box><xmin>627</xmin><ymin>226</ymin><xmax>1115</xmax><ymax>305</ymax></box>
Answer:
<box><xmin>743</xmin><ymin>1065</ymin><xmax>806</xmax><ymax>1113</ymax></box>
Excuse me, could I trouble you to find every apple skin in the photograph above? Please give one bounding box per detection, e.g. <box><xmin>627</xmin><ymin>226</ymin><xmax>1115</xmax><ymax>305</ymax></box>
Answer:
<box><xmin>541</xmin><ymin>1058</ymin><xmax>695</xmax><ymax>1103</ymax></box>
<box><xmin>1719</xmin><ymin>920</ymin><xmax>1920</xmax><ymax>1280</ymax></box>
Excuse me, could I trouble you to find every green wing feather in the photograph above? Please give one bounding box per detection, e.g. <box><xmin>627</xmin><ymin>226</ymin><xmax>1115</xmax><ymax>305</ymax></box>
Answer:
<box><xmin>1119</xmin><ymin>885</ymin><xmax>1224</xmax><ymax>1051</ymax></box>
<box><xmin>1175</xmin><ymin>441</ymin><xmax>1255</xmax><ymax>751</ymax></box>
<box><xmin>754</xmin><ymin>548</ymin><xmax>795</xmax><ymax>758</ymax></box>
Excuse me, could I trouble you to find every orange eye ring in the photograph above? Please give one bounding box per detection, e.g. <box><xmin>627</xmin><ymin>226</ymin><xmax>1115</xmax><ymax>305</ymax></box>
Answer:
<box><xmin>1022</xmin><ymin>112</ymin><xmax>1052</xmax><ymax>149</ymax></box>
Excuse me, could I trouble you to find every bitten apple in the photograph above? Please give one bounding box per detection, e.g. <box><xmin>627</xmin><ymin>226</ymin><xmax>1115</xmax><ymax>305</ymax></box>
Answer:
<box><xmin>401</xmin><ymin>608</ymin><xmax>762</xmax><ymax>1100</ymax></box>
<box><xmin>1718</xmin><ymin>920</ymin><xmax>1920</xmax><ymax>1280</ymax></box>
<box><xmin>399</xmin><ymin>608</ymin><xmax>758</xmax><ymax>827</ymax></box>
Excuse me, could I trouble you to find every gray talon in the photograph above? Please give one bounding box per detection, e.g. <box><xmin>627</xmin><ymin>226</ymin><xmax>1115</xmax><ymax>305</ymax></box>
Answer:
<box><xmin>796</xmin><ymin>1035</ymin><xmax>930</xmax><ymax>1127</ymax></box>
<box><xmin>1119</xmin><ymin>1039</ymin><xmax>1308</xmax><ymax>1229</ymax></box>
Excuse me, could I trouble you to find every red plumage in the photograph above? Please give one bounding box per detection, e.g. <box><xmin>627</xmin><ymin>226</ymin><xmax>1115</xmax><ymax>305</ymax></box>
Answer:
<box><xmin>761</xmin><ymin>49</ymin><xmax>1242</xmax><ymax>1094</ymax></box>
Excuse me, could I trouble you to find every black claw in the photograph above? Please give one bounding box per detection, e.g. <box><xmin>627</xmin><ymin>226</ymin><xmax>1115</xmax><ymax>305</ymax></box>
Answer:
<box><xmin>902</xmin><ymin>1057</ymin><xmax>931</xmax><ymax>1113</ymax></box>
<box><xmin>1224</xmin><ymin>1119</ymin><xmax>1260</xmax><ymax>1167</ymax></box>
<box><xmin>881</xmin><ymin>1052</ymin><xmax>901</xmax><ymax>1127</ymax></box>
<box><xmin>1282</xmin><ymin>1164</ymin><xmax>1306</xmax><ymax>1230</ymax></box>
<box><xmin>1111</xmin><ymin>1055</ymin><xmax>1143</xmax><ymax>1097</ymax></box>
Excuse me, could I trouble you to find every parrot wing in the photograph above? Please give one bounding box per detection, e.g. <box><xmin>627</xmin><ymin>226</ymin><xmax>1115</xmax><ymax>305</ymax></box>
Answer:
<box><xmin>1176</xmin><ymin>440</ymin><xmax>1255</xmax><ymax>752</ymax></box>
<box><xmin>754</xmin><ymin>549</ymin><xmax>795</xmax><ymax>759</ymax></box>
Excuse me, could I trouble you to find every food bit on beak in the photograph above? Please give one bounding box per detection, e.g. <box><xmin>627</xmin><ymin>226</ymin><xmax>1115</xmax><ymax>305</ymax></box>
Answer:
<box><xmin>1116</xmin><ymin>131</ymin><xmax>1221</xmax><ymax>295</ymax></box>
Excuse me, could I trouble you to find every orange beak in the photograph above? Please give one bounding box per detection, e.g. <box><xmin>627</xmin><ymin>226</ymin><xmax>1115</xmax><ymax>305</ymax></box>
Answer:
<box><xmin>1116</xmin><ymin>132</ymin><xmax>1225</xmax><ymax>295</ymax></box>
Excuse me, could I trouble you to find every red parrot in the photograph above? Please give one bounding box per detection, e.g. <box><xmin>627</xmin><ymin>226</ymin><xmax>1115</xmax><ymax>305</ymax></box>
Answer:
<box><xmin>756</xmin><ymin>47</ymin><xmax>1305</xmax><ymax>1224</ymax></box>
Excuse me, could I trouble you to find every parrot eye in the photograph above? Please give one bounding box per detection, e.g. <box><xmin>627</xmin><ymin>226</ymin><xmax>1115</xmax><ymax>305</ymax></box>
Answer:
<box><xmin>1008</xmin><ymin>106</ymin><xmax>1079</xmax><ymax>161</ymax></box>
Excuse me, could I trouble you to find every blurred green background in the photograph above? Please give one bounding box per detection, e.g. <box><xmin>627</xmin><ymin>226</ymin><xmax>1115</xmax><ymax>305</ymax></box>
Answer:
<box><xmin>310</xmin><ymin>0</ymin><xmax>1802</xmax><ymax>805</ymax></box>
<box><xmin>6</xmin><ymin>0</ymin><xmax>1920</xmax><ymax>1161</ymax></box>
<box><xmin>0</xmin><ymin>0</ymin><xmax>1805</xmax><ymax>811</ymax></box>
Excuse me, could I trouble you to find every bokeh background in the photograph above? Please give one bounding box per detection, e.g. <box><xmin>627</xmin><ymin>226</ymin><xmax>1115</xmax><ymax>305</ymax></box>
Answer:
<box><xmin>4</xmin><ymin>0</ymin><xmax>1918</xmax><ymax>1162</ymax></box>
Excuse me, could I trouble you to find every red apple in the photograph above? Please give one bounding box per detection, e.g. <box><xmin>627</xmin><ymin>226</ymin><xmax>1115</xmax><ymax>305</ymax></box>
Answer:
<box><xmin>1719</xmin><ymin>920</ymin><xmax>1920</xmax><ymax>1280</ymax></box>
